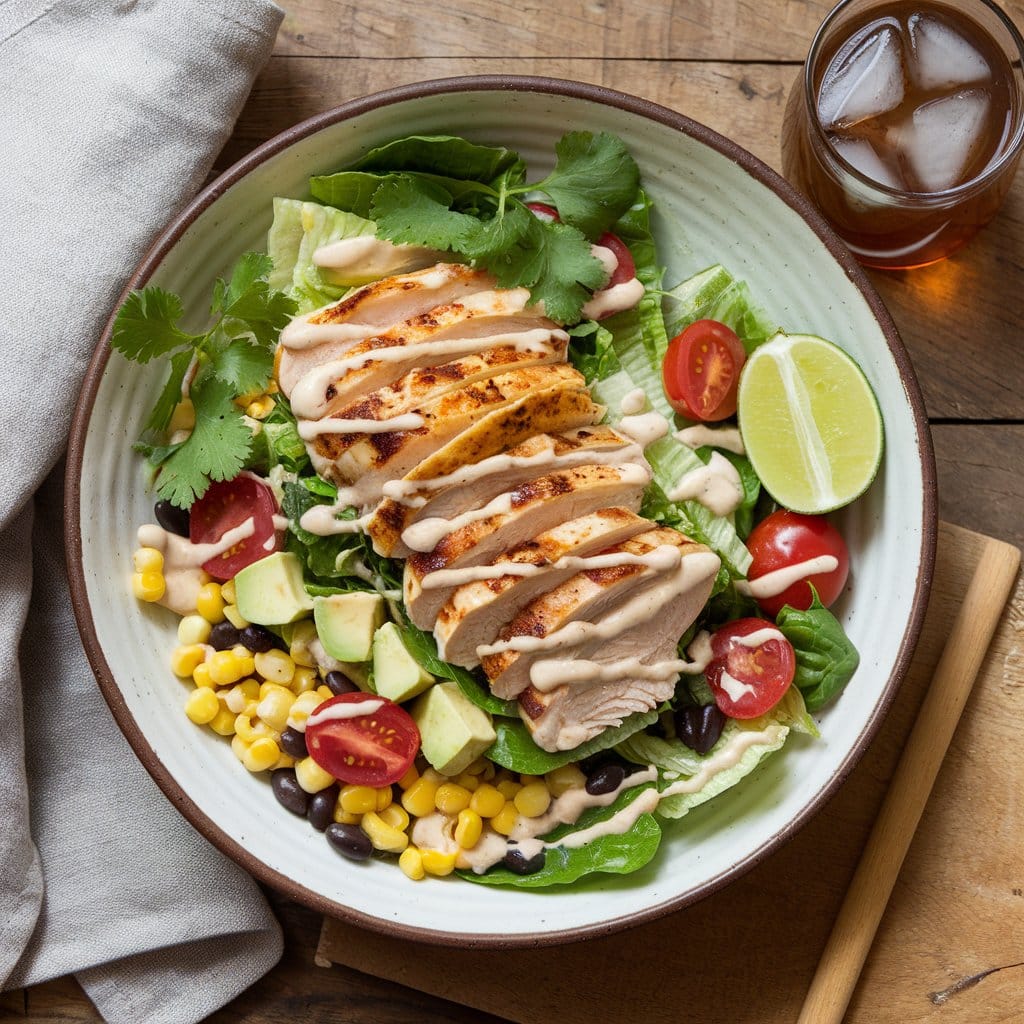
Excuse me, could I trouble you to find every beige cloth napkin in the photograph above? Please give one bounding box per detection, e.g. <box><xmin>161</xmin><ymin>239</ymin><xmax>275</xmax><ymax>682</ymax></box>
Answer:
<box><xmin>0</xmin><ymin>2</ymin><xmax>290</xmax><ymax>1021</ymax></box>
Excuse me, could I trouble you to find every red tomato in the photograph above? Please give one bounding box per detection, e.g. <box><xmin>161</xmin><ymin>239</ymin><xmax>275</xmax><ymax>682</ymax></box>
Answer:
<box><xmin>525</xmin><ymin>201</ymin><xmax>560</xmax><ymax>223</ymax></box>
<box><xmin>706</xmin><ymin>617</ymin><xmax>796</xmax><ymax>719</ymax></box>
<box><xmin>525</xmin><ymin>202</ymin><xmax>635</xmax><ymax>287</ymax></box>
<box><xmin>746</xmin><ymin>511</ymin><xmax>850</xmax><ymax>618</ymax></box>
<box><xmin>662</xmin><ymin>319</ymin><xmax>747</xmax><ymax>421</ymax></box>
<box><xmin>189</xmin><ymin>475</ymin><xmax>281</xmax><ymax>581</ymax></box>
<box><xmin>305</xmin><ymin>693</ymin><xmax>420</xmax><ymax>787</ymax></box>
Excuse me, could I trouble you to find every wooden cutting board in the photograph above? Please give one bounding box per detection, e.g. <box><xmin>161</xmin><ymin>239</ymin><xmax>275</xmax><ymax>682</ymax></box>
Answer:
<box><xmin>316</xmin><ymin>521</ymin><xmax>1023</xmax><ymax>1023</ymax></box>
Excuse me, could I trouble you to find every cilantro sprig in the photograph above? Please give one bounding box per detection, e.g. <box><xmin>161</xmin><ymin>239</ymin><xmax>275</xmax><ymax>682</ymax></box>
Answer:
<box><xmin>316</xmin><ymin>131</ymin><xmax>641</xmax><ymax>324</ymax></box>
<box><xmin>112</xmin><ymin>252</ymin><xmax>297</xmax><ymax>509</ymax></box>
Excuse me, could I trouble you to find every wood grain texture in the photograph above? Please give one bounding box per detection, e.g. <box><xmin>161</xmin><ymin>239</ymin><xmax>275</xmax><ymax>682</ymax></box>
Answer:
<box><xmin>316</xmin><ymin>524</ymin><xmax>1023</xmax><ymax>1024</ymax></box>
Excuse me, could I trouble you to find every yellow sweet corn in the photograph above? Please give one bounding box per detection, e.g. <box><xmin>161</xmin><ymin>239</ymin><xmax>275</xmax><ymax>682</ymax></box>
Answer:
<box><xmin>132</xmin><ymin>571</ymin><xmax>165</xmax><ymax>602</ymax></box>
<box><xmin>361</xmin><ymin>811</ymin><xmax>409</xmax><ymax>853</ymax></box>
<box><xmin>132</xmin><ymin>547</ymin><xmax>164</xmax><ymax>574</ymax></box>
<box><xmin>514</xmin><ymin>782</ymin><xmax>552</xmax><ymax>818</ymax></box>
<box><xmin>399</xmin><ymin>847</ymin><xmax>425</xmax><ymax>881</ymax></box>
<box><xmin>184</xmin><ymin>687</ymin><xmax>219</xmax><ymax>725</ymax></box>
<box><xmin>176</xmin><ymin>615</ymin><xmax>211</xmax><ymax>646</ymax></box>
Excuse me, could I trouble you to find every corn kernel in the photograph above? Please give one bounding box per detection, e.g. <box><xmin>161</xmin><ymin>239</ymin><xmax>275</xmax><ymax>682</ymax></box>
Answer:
<box><xmin>421</xmin><ymin>767</ymin><xmax>446</xmax><ymax>785</ymax></box>
<box><xmin>219</xmin><ymin>579</ymin><xmax>236</xmax><ymax>605</ymax></box>
<box><xmin>256</xmin><ymin>686</ymin><xmax>296</xmax><ymax>733</ymax></box>
<box><xmin>316</xmin><ymin>685</ymin><xmax>333</xmax><ymax>700</ymax></box>
<box><xmin>378</xmin><ymin>803</ymin><xmax>409</xmax><ymax>832</ymax></box>
<box><xmin>289</xmin><ymin>620</ymin><xmax>318</xmax><ymax>667</ymax></box>
<box><xmin>375</xmin><ymin>786</ymin><xmax>393</xmax><ymax>812</ymax></box>
<box><xmin>132</xmin><ymin>571</ymin><xmax>165</xmax><ymax>602</ymax></box>
<box><xmin>514</xmin><ymin>782</ymin><xmax>552</xmax><ymax>818</ymax></box>
<box><xmin>171</xmin><ymin>644</ymin><xmax>207</xmax><ymax>678</ymax></box>
<box><xmin>495</xmin><ymin>778</ymin><xmax>522</xmax><ymax>801</ymax></box>
<box><xmin>169</xmin><ymin>399</ymin><xmax>195</xmax><ymax>432</ymax></box>
<box><xmin>185</xmin><ymin>687</ymin><xmax>219</xmax><ymax>725</ymax></box>
<box><xmin>225</xmin><ymin>678</ymin><xmax>260</xmax><ymax>713</ymax></box>
<box><xmin>435</xmin><ymin>783</ymin><xmax>472</xmax><ymax>815</ymax></box>
<box><xmin>209</xmin><ymin>707</ymin><xmax>236</xmax><ymax>736</ymax></box>
<box><xmin>401</xmin><ymin>776</ymin><xmax>439</xmax><ymax>818</ymax></box>
<box><xmin>361</xmin><ymin>811</ymin><xmax>409</xmax><ymax>853</ymax></box>
<box><xmin>420</xmin><ymin>848</ymin><xmax>457</xmax><ymax>877</ymax></box>
<box><xmin>454</xmin><ymin>772</ymin><xmax>481</xmax><ymax>792</ymax></box>
<box><xmin>235</xmin><ymin>713</ymin><xmax>273</xmax><ymax>743</ymax></box>
<box><xmin>243</xmin><ymin>737</ymin><xmax>281</xmax><ymax>773</ymax></box>
<box><xmin>223</xmin><ymin>604</ymin><xmax>249</xmax><ymax>629</ymax></box>
<box><xmin>332</xmin><ymin>807</ymin><xmax>363</xmax><ymax>825</ymax></box>
<box><xmin>295</xmin><ymin>756</ymin><xmax>336</xmax><ymax>793</ymax></box>
<box><xmin>490</xmin><ymin>803</ymin><xmax>519</xmax><ymax>836</ymax></box>
<box><xmin>254</xmin><ymin>649</ymin><xmax>295</xmax><ymax>686</ymax></box>
<box><xmin>246</xmin><ymin>396</ymin><xmax>276</xmax><ymax>420</ymax></box>
<box><xmin>208</xmin><ymin>650</ymin><xmax>249</xmax><ymax>686</ymax></box>
<box><xmin>286</xmin><ymin>690</ymin><xmax>324</xmax><ymax>731</ymax></box>
<box><xmin>231</xmin><ymin>734</ymin><xmax>250</xmax><ymax>763</ymax></box>
<box><xmin>469</xmin><ymin>783</ymin><xmax>506</xmax><ymax>819</ymax></box>
<box><xmin>272</xmin><ymin>752</ymin><xmax>296</xmax><ymax>771</ymax></box>
<box><xmin>455</xmin><ymin>809</ymin><xmax>483</xmax><ymax>849</ymax></box>
<box><xmin>132</xmin><ymin>547</ymin><xmax>164</xmax><ymax>574</ymax></box>
<box><xmin>291</xmin><ymin>666</ymin><xmax>318</xmax><ymax>695</ymax></box>
<box><xmin>196</xmin><ymin>582</ymin><xmax>226</xmax><ymax>623</ymax></box>
<box><xmin>192</xmin><ymin>661</ymin><xmax>214</xmax><ymax>689</ymax></box>
<box><xmin>397</xmin><ymin>764</ymin><xmax>419</xmax><ymax>790</ymax></box>
<box><xmin>177</xmin><ymin>615</ymin><xmax>211</xmax><ymax>646</ymax></box>
<box><xmin>518</xmin><ymin>774</ymin><xmax>542</xmax><ymax>786</ymax></box>
<box><xmin>546</xmin><ymin>764</ymin><xmax>587</xmax><ymax>797</ymax></box>
<box><xmin>339</xmin><ymin>784</ymin><xmax>378</xmax><ymax>815</ymax></box>
<box><xmin>399</xmin><ymin>847</ymin><xmax>425</xmax><ymax>881</ymax></box>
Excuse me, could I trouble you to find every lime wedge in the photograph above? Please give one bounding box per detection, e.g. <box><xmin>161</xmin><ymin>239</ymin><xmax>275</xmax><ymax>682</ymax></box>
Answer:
<box><xmin>737</xmin><ymin>332</ymin><xmax>884</xmax><ymax>513</ymax></box>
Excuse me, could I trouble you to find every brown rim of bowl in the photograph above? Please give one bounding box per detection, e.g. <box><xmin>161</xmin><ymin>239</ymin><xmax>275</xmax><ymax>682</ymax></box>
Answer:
<box><xmin>65</xmin><ymin>74</ymin><xmax>938</xmax><ymax>950</ymax></box>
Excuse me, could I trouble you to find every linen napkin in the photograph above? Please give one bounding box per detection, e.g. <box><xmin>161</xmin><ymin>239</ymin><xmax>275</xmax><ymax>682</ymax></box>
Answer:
<box><xmin>0</xmin><ymin>1</ymin><xmax>290</xmax><ymax>1021</ymax></box>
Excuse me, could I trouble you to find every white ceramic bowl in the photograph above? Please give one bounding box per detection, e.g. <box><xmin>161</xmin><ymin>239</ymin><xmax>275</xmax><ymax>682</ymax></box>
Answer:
<box><xmin>67</xmin><ymin>77</ymin><xmax>936</xmax><ymax>946</ymax></box>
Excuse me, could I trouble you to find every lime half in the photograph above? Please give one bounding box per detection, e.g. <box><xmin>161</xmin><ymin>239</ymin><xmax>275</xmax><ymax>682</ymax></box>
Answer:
<box><xmin>737</xmin><ymin>332</ymin><xmax>884</xmax><ymax>513</ymax></box>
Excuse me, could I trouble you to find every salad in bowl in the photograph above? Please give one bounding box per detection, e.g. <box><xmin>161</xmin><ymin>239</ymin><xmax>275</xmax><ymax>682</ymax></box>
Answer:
<box><xmin>114</xmin><ymin>127</ymin><xmax>879</xmax><ymax>888</ymax></box>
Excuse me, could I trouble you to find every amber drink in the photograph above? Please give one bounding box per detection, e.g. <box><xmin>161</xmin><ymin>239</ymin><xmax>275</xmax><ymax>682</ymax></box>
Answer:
<box><xmin>782</xmin><ymin>0</ymin><xmax>1024</xmax><ymax>269</ymax></box>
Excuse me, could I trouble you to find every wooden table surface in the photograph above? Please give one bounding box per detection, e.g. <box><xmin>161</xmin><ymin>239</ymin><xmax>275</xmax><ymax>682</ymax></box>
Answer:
<box><xmin>8</xmin><ymin>1</ymin><xmax>1023</xmax><ymax>1021</ymax></box>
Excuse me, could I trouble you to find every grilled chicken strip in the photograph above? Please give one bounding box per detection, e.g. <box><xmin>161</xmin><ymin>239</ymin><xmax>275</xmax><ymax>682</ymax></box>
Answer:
<box><xmin>433</xmin><ymin>507</ymin><xmax>652</xmax><ymax>667</ymax></box>
<box><xmin>479</xmin><ymin>529</ymin><xmax>718</xmax><ymax>700</ymax></box>
<box><xmin>368</xmin><ymin>425</ymin><xmax>640</xmax><ymax>558</ymax></box>
<box><xmin>402</xmin><ymin>464</ymin><xmax>653</xmax><ymax>631</ymax></box>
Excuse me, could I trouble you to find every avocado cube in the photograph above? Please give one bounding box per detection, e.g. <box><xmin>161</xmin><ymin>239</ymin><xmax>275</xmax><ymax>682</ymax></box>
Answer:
<box><xmin>234</xmin><ymin>551</ymin><xmax>314</xmax><ymax>626</ymax></box>
<box><xmin>411</xmin><ymin>681</ymin><xmax>496</xmax><ymax>777</ymax></box>
<box><xmin>313</xmin><ymin>592</ymin><xmax>385</xmax><ymax>663</ymax></box>
<box><xmin>372</xmin><ymin>622</ymin><xmax>434</xmax><ymax>703</ymax></box>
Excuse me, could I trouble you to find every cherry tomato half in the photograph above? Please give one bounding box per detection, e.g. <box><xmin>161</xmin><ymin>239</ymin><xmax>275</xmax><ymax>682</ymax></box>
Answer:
<box><xmin>746</xmin><ymin>511</ymin><xmax>850</xmax><ymax>618</ymax></box>
<box><xmin>705</xmin><ymin>617</ymin><xmax>796</xmax><ymax>719</ymax></box>
<box><xmin>662</xmin><ymin>319</ymin><xmax>747</xmax><ymax>421</ymax></box>
<box><xmin>189</xmin><ymin>475</ymin><xmax>281</xmax><ymax>581</ymax></box>
<box><xmin>525</xmin><ymin>201</ymin><xmax>560</xmax><ymax>223</ymax></box>
<box><xmin>525</xmin><ymin>202</ymin><xmax>636</xmax><ymax>287</ymax></box>
<box><xmin>305</xmin><ymin>692</ymin><xmax>420</xmax><ymax>787</ymax></box>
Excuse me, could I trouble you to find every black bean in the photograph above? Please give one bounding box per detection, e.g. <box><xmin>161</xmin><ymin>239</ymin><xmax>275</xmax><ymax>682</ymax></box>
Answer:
<box><xmin>676</xmin><ymin>703</ymin><xmax>726</xmax><ymax>755</ymax></box>
<box><xmin>207</xmin><ymin>621</ymin><xmax>241</xmax><ymax>650</ymax></box>
<box><xmin>154</xmin><ymin>499</ymin><xmax>190</xmax><ymax>537</ymax></box>
<box><xmin>239</xmin><ymin>624</ymin><xmax>276</xmax><ymax>653</ymax></box>
<box><xmin>307</xmin><ymin>785</ymin><xmax>339</xmax><ymax>832</ymax></box>
<box><xmin>585</xmin><ymin>762</ymin><xmax>626</xmax><ymax>796</ymax></box>
<box><xmin>279</xmin><ymin>726</ymin><xmax>308</xmax><ymax>759</ymax></box>
<box><xmin>325</xmin><ymin>670</ymin><xmax>358</xmax><ymax>695</ymax></box>
<box><xmin>271</xmin><ymin>769</ymin><xmax>309</xmax><ymax>817</ymax></box>
<box><xmin>504</xmin><ymin>846</ymin><xmax>546</xmax><ymax>875</ymax></box>
<box><xmin>326</xmin><ymin>823</ymin><xmax>373</xmax><ymax>861</ymax></box>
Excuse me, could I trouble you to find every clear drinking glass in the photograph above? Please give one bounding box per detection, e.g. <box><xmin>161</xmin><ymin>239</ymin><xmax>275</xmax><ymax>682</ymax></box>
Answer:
<box><xmin>781</xmin><ymin>0</ymin><xmax>1024</xmax><ymax>269</ymax></box>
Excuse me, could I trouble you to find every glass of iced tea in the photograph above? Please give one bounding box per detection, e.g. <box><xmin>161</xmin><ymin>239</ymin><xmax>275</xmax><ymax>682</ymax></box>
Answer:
<box><xmin>781</xmin><ymin>0</ymin><xmax>1024</xmax><ymax>269</ymax></box>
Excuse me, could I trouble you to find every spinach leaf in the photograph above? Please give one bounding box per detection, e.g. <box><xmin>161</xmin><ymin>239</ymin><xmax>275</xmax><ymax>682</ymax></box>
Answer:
<box><xmin>776</xmin><ymin>589</ymin><xmax>860</xmax><ymax>711</ymax></box>
<box><xmin>349</xmin><ymin>134</ymin><xmax>525</xmax><ymax>186</ymax></box>
<box><xmin>459</xmin><ymin>784</ymin><xmax>661</xmax><ymax>888</ymax></box>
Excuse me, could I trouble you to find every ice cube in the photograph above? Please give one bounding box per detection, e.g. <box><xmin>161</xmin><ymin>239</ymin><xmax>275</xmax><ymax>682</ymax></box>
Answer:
<box><xmin>829</xmin><ymin>134</ymin><xmax>904</xmax><ymax>190</ymax></box>
<box><xmin>817</xmin><ymin>21</ymin><xmax>906</xmax><ymax>130</ymax></box>
<box><xmin>892</xmin><ymin>88</ymin><xmax>991</xmax><ymax>192</ymax></box>
<box><xmin>907</xmin><ymin>14</ymin><xmax>991</xmax><ymax>90</ymax></box>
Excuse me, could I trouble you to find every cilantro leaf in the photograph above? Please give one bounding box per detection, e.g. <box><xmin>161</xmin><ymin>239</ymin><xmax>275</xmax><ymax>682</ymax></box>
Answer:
<box><xmin>213</xmin><ymin>338</ymin><xmax>275</xmax><ymax>396</ymax></box>
<box><xmin>111</xmin><ymin>287</ymin><xmax>199</xmax><ymax>363</ymax></box>
<box><xmin>369</xmin><ymin>176</ymin><xmax>480</xmax><ymax>251</ymax></box>
<box><xmin>457</xmin><ymin>196</ymin><xmax>534</xmax><ymax>261</ymax></box>
<box><xmin>528</xmin><ymin>131</ymin><xmax>640</xmax><ymax>237</ymax></box>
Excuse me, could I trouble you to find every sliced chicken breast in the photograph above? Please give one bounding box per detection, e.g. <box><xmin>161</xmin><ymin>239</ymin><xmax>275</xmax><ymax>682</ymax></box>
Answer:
<box><xmin>433</xmin><ymin>507</ymin><xmax>652</xmax><ymax>667</ymax></box>
<box><xmin>368</xmin><ymin>425</ymin><xmax>640</xmax><ymax>558</ymax></box>
<box><xmin>402</xmin><ymin>464</ymin><xmax>652</xmax><ymax>630</ymax></box>
<box><xmin>480</xmin><ymin>529</ymin><xmax>719</xmax><ymax>700</ymax></box>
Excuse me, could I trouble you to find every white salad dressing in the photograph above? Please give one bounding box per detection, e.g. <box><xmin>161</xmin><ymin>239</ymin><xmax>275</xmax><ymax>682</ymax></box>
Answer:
<box><xmin>736</xmin><ymin>555</ymin><xmax>840</xmax><ymax>600</ymax></box>
<box><xmin>617</xmin><ymin>411</ymin><xmax>669</xmax><ymax>448</ymax></box>
<box><xmin>297</xmin><ymin>506</ymin><xmax>374</xmax><ymax>536</ymax></box>
<box><xmin>529</xmin><ymin>652</ymin><xmax>699</xmax><ymax>693</ymax></box>
<box><xmin>137</xmin><ymin>519</ymin><xmax>255</xmax><ymax>615</ymax></box>
<box><xmin>582</xmin><ymin>279</ymin><xmax>646</xmax><ymax>320</ymax></box>
<box><xmin>298</xmin><ymin>413</ymin><xmax>426</xmax><ymax>440</ymax></box>
<box><xmin>305</xmin><ymin>698</ymin><xmax>386</xmax><ymax>728</ymax></box>
<box><xmin>618</xmin><ymin>387</ymin><xmax>648</xmax><ymax>416</ymax></box>
<box><xmin>312</xmin><ymin>236</ymin><xmax>441</xmax><ymax>280</ymax></box>
<box><xmin>667</xmin><ymin>450</ymin><xmax>744</xmax><ymax>516</ymax></box>
<box><xmin>675</xmin><ymin>424</ymin><xmax>746</xmax><ymax>455</ymax></box>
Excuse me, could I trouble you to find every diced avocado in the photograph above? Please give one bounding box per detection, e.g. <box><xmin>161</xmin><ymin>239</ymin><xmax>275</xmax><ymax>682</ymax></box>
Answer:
<box><xmin>234</xmin><ymin>551</ymin><xmax>314</xmax><ymax>626</ymax></box>
<box><xmin>411</xmin><ymin>681</ymin><xmax>496</xmax><ymax>777</ymax></box>
<box><xmin>313</xmin><ymin>592</ymin><xmax>385</xmax><ymax>663</ymax></box>
<box><xmin>335</xmin><ymin>660</ymin><xmax>373</xmax><ymax>692</ymax></box>
<box><xmin>372</xmin><ymin>622</ymin><xmax>435</xmax><ymax>703</ymax></box>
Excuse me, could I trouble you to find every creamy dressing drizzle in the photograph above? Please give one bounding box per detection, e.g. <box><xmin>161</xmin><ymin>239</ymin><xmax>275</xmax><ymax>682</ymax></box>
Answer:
<box><xmin>475</xmin><ymin>551</ymin><xmax>721</xmax><ymax>659</ymax></box>
<box><xmin>667</xmin><ymin>450</ymin><xmax>744</xmax><ymax>516</ymax></box>
<box><xmin>617</xmin><ymin>411</ymin><xmax>669</xmax><ymax>448</ymax></box>
<box><xmin>618</xmin><ymin>387</ymin><xmax>648</xmax><ymax>417</ymax></box>
<box><xmin>272</xmin><ymin>514</ymin><xmax>289</xmax><ymax>531</ymax></box>
<box><xmin>736</xmin><ymin>555</ymin><xmax>840</xmax><ymax>600</ymax></box>
<box><xmin>289</xmin><ymin>327</ymin><xmax>563</xmax><ymax>420</ymax></box>
<box><xmin>717</xmin><ymin>669</ymin><xmax>756</xmax><ymax>702</ymax></box>
<box><xmin>420</xmin><ymin>543</ymin><xmax>682</xmax><ymax>592</ymax></box>
<box><xmin>312</xmin><ymin>236</ymin><xmax>441</xmax><ymax>280</ymax></box>
<box><xmin>305</xmin><ymin>698</ymin><xmax>386</xmax><ymax>728</ymax></box>
<box><xmin>298</xmin><ymin>413</ymin><xmax>426</xmax><ymax>440</ymax></box>
<box><xmin>675</xmin><ymin>424</ymin><xmax>746</xmax><ymax>455</ymax></box>
<box><xmin>582</xmin><ymin>278</ymin><xmax>645</xmax><ymax>320</ymax></box>
<box><xmin>298</xmin><ymin>507</ymin><xmax>374</xmax><ymax>536</ymax></box>
<box><xmin>529</xmin><ymin>651</ymin><xmax>699</xmax><ymax>693</ymax></box>
<box><xmin>137</xmin><ymin>519</ymin><xmax>255</xmax><ymax>616</ymax></box>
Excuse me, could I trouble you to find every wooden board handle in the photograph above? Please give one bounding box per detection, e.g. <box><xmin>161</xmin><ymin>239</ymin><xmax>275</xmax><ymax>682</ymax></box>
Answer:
<box><xmin>796</xmin><ymin>537</ymin><xmax>1020</xmax><ymax>1024</ymax></box>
